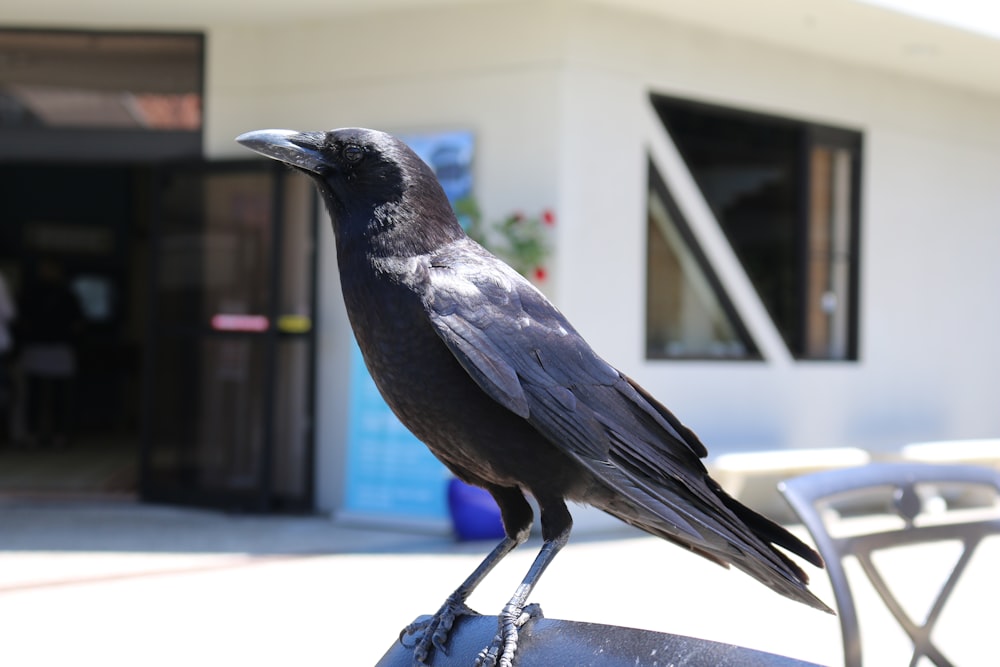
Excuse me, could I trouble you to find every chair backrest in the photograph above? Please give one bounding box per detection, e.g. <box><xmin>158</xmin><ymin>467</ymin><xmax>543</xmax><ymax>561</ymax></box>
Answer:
<box><xmin>779</xmin><ymin>462</ymin><xmax>1000</xmax><ymax>667</ymax></box>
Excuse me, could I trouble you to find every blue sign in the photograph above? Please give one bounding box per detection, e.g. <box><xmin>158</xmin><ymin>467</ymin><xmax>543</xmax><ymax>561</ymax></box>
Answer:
<box><xmin>342</xmin><ymin>341</ymin><xmax>450</xmax><ymax>520</ymax></box>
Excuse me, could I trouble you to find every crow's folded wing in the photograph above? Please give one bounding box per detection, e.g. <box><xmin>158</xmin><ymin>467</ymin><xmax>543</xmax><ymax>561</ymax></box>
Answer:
<box><xmin>420</xmin><ymin>246</ymin><xmax>831</xmax><ymax>611</ymax></box>
<box><xmin>421</xmin><ymin>246</ymin><xmax>747</xmax><ymax>542</ymax></box>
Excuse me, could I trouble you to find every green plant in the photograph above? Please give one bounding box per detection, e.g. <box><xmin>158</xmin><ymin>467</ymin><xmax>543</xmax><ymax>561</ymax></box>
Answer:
<box><xmin>455</xmin><ymin>196</ymin><xmax>555</xmax><ymax>281</ymax></box>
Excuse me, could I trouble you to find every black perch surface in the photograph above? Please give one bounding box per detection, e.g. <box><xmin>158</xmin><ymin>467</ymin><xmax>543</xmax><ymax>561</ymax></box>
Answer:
<box><xmin>380</xmin><ymin>612</ymin><xmax>824</xmax><ymax>667</ymax></box>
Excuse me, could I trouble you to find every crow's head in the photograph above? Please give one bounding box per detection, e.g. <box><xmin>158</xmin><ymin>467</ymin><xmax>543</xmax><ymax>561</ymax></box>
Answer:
<box><xmin>237</xmin><ymin>127</ymin><xmax>462</xmax><ymax>254</ymax></box>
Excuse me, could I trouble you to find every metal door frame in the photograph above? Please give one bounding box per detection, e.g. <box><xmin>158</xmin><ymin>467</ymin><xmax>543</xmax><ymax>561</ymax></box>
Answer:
<box><xmin>140</xmin><ymin>159</ymin><xmax>318</xmax><ymax>512</ymax></box>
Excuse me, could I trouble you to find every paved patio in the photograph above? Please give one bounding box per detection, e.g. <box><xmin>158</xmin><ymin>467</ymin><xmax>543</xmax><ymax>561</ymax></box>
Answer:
<box><xmin>0</xmin><ymin>498</ymin><xmax>995</xmax><ymax>666</ymax></box>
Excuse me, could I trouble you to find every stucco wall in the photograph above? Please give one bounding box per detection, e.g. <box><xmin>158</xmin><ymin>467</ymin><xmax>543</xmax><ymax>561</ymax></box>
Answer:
<box><xmin>553</xmin><ymin>4</ymin><xmax>1000</xmax><ymax>455</ymax></box>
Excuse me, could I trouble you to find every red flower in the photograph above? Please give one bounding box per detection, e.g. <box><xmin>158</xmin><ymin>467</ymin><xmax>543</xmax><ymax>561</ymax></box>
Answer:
<box><xmin>542</xmin><ymin>209</ymin><xmax>556</xmax><ymax>225</ymax></box>
<box><xmin>533</xmin><ymin>267</ymin><xmax>547</xmax><ymax>281</ymax></box>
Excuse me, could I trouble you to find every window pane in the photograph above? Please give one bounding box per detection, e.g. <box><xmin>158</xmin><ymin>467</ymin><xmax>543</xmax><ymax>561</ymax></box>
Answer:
<box><xmin>155</xmin><ymin>169</ymin><xmax>274</xmax><ymax>329</ymax></box>
<box><xmin>653</xmin><ymin>98</ymin><xmax>800</xmax><ymax>349</ymax></box>
<box><xmin>646</xmin><ymin>163</ymin><xmax>757</xmax><ymax>359</ymax></box>
<box><xmin>806</xmin><ymin>145</ymin><xmax>855</xmax><ymax>359</ymax></box>
<box><xmin>0</xmin><ymin>30</ymin><xmax>203</xmax><ymax>161</ymax></box>
<box><xmin>0</xmin><ymin>30</ymin><xmax>201</xmax><ymax>131</ymax></box>
<box><xmin>650</xmin><ymin>93</ymin><xmax>861</xmax><ymax>360</ymax></box>
<box><xmin>277</xmin><ymin>175</ymin><xmax>315</xmax><ymax>328</ymax></box>
<box><xmin>272</xmin><ymin>339</ymin><xmax>311</xmax><ymax>504</ymax></box>
<box><xmin>146</xmin><ymin>336</ymin><xmax>266</xmax><ymax>495</ymax></box>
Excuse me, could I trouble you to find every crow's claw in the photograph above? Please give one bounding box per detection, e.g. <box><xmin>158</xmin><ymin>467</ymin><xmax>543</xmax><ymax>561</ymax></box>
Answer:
<box><xmin>400</xmin><ymin>597</ymin><xmax>479</xmax><ymax>665</ymax></box>
<box><xmin>475</xmin><ymin>603</ymin><xmax>542</xmax><ymax>667</ymax></box>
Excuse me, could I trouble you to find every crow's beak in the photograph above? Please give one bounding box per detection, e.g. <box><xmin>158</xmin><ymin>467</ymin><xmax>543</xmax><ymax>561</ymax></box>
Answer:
<box><xmin>236</xmin><ymin>129</ymin><xmax>326</xmax><ymax>174</ymax></box>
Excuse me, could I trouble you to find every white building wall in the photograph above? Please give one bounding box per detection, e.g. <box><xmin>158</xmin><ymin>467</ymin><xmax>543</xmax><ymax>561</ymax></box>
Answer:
<box><xmin>198</xmin><ymin>2</ymin><xmax>1000</xmax><ymax>511</ymax></box>
<box><xmin>556</xmin><ymin>4</ymin><xmax>1000</xmax><ymax>454</ymax></box>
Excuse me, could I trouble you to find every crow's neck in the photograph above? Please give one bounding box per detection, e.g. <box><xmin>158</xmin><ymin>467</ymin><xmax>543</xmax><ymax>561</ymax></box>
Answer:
<box><xmin>338</xmin><ymin>198</ymin><xmax>464</xmax><ymax>265</ymax></box>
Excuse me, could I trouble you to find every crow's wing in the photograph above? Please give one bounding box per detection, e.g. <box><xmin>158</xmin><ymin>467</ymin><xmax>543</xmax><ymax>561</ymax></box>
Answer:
<box><xmin>421</xmin><ymin>242</ymin><xmax>829</xmax><ymax>610</ymax></box>
<box><xmin>423</xmin><ymin>244</ymin><xmax>740</xmax><ymax>539</ymax></box>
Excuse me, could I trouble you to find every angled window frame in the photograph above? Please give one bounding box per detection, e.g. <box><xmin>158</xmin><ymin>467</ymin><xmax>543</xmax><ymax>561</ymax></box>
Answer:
<box><xmin>645</xmin><ymin>157</ymin><xmax>760</xmax><ymax>361</ymax></box>
<box><xmin>648</xmin><ymin>92</ymin><xmax>863</xmax><ymax>362</ymax></box>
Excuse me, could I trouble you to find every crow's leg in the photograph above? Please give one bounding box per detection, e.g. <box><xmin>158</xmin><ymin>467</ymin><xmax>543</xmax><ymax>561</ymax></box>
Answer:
<box><xmin>477</xmin><ymin>498</ymin><xmax>572</xmax><ymax>667</ymax></box>
<box><xmin>402</xmin><ymin>535</ymin><xmax>523</xmax><ymax>661</ymax></box>
<box><xmin>402</xmin><ymin>486</ymin><xmax>533</xmax><ymax>665</ymax></box>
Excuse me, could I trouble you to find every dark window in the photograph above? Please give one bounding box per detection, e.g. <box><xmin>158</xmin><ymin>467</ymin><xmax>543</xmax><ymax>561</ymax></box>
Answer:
<box><xmin>0</xmin><ymin>29</ymin><xmax>203</xmax><ymax>162</ymax></box>
<box><xmin>646</xmin><ymin>161</ymin><xmax>758</xmax><ymax>360</ymax></box>
<box><xmin>649</xmin><ymin>94</ymin><xmax>862</xmax><ymax>360</ymax></box>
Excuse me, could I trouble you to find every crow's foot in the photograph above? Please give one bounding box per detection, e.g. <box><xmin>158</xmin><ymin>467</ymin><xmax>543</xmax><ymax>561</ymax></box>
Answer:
<box><xmin>474</xmin><ymin>603</ymin><xmax>542</xmax><ymax>667</ymax></box>
<box><xmin>400</xmin><ymin>596</ymin><xmax>479</xmax><ymax>665</ymax></box>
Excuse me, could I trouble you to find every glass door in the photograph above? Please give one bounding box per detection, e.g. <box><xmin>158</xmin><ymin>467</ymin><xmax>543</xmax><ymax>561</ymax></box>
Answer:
<box><xmin>141</xmin><ymin>161</ymin><xmax>317</xmax><ymax>511</ymax></box>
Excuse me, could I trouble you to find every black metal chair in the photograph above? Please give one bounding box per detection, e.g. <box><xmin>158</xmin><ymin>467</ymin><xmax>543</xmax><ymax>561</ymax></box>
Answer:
<box><xmin>779</xmin><ymin>462</ymin><xmax>1000</xmax><ymax>667</ymax></box>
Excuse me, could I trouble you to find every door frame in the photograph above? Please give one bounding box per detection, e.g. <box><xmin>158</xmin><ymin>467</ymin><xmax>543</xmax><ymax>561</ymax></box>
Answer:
<box><xmin>140</xmin><ymin>159</ymin><xmax>319</xmax><ymax>512</ymax></box>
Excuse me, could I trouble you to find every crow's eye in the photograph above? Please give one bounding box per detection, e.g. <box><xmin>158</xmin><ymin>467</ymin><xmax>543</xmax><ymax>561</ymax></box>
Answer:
<box><xmin>343</xmin><ymin>144</ymin><xmax>364</xmax><ymax>163</ymax></box>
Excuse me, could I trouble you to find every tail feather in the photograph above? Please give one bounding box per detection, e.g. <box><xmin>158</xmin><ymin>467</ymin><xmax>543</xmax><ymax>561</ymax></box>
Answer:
<box><xmin>713</xmin><ymin>479</ymin><xmax>824</xmax><ymax>570</ymax></box>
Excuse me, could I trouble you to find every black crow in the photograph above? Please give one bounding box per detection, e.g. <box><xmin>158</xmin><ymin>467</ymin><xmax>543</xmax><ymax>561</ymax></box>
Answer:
<box><xmin>237</xmin><ymin>127</ymin><xmax>832</xmax><ymax>666</ymax></box>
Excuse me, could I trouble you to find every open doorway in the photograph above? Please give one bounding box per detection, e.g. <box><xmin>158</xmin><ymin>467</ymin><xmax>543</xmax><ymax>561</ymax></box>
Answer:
<box><xmin>0</xmin><ymin>163</ymin><xmax>151</xmax><ymax>497</ymax></box>
<box><xmin>0</xmin><ymin>161</ymin><xmax>319</xmax><ymax>511</ymax></box>
<box><xmin>0</xmin><ymin>29</ymin><xmax>318</xmax><ymax>510</ymax></box>
<box><xmin>0</xmin><ymin>27</ymin><xmax>205</xmax><ymax>499</ymax></box>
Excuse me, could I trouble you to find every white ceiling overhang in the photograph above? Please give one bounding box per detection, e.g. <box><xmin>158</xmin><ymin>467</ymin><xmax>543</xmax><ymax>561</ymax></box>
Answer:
<box><xmin>1</xmin><ymin>0</ymin><xmax>998</xmax><ymax>97</ymax></box>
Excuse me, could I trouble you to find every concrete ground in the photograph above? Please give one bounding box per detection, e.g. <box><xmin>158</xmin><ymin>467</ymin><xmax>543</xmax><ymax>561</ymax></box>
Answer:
<box><xmin>0</xmin><ymin>498</ymin><xmax>996</xmax><ymax>666</ymax></box>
